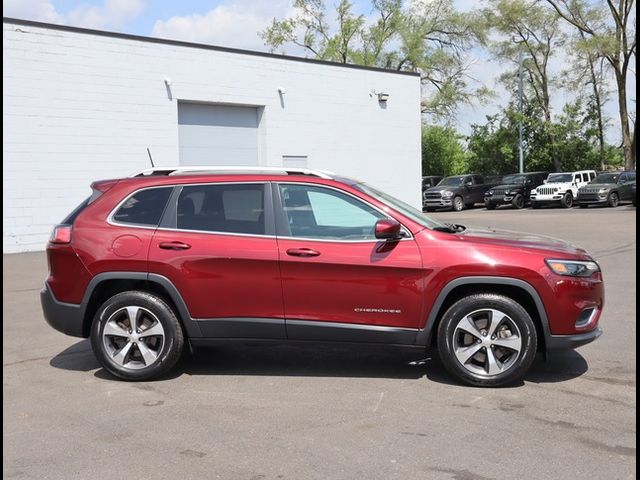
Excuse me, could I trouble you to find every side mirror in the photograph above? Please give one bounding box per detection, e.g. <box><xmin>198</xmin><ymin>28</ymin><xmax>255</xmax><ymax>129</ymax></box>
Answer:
<box><xmin>375</xmin><ymin>219</ymin><xmax>403</xmax><ymax>240</ymax></box>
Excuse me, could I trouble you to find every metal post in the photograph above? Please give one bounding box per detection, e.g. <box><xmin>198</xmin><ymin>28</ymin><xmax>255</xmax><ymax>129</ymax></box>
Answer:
<box><xmin>518</xmin><ymin>47</ymin><xmax>524</xmax><ymax>174</ymax></box>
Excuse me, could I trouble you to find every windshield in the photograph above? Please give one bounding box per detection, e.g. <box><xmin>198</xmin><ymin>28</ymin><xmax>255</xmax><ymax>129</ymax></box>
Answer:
<box><xmin>437</xmin><ymin>176</ymin><xmax>465</xmax><ymax>187</ymax></box>
<box><xmin>355</xmin><ymin>183</ymin><xmax>446</xmax><ymax>230</ymax></box>
<box><xmin>547</xmin><ymin>173</ymin><xmax>573</xmax><ymax>183</ymax></box>
<box><xmin>501</xmin><ymin>174</ymin><xmax>526</xmax><ymax>184</ymax></box>
<box><xmin>592</xmin><ymin>173</ymin><xmax>619</xmax><ymax>184</ymax></box>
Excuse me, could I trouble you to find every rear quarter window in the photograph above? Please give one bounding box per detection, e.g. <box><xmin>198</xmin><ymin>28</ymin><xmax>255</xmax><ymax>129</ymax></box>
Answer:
<box><xmin>112</xmin><ymin>187</ymin><xmax>173</xmax><ymax>226</ymax></box>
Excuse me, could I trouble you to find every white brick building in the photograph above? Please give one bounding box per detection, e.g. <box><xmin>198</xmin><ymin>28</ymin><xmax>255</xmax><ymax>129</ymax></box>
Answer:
<box><xmin>3</xmin><ymin>17</ymin><xmax>421</xmax><ymax>253</ymax></box>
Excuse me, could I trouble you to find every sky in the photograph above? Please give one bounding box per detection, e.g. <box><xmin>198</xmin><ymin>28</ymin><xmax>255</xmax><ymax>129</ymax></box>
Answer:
<box><xmin>3</xmin><ymin>0</ymin><xmax>634</xmax><ymax>144</ymax></box>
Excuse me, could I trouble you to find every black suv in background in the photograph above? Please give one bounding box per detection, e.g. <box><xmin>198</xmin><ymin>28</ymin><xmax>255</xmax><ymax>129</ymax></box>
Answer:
<box><xmin>577</xmin><ymin>171</ymin><xmax>637</xmax><ymax>208</ymax></box>
<box><xmin>484</xmin><ymin>172</ymin><xmax>548</xmax><ymax>210</ymax></box>
<box><xmin>423</xmin><ymin>174</ymin><xmax>495</xmax><ymax>212</ymax></box>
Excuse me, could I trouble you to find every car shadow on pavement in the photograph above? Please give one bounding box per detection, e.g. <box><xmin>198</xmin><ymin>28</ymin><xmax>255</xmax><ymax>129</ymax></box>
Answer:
<box><xmin>50</xmin><ymin>340</ymin><xmax>589</xmax><ymax>386</ymax></box>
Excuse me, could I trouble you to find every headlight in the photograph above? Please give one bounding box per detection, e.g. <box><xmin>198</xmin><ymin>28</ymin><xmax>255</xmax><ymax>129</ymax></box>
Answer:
<box><xmin>505</xmin><ymin>190</ymin><xmax>512</xmax><ymax>195</ymax></box>
<box><xmin>545</xmin><ymin>259</ymin><xmax>600</xmax><ymax>277</ymax></box>
<box><xmin>442</xmin><ymin>191</ymin><xmax>454</xmax><ymax>198</ymax></box>
<box><xmin>598</xmin><ymin>188</ymin><xmax>607</xmax><ymax>193</ymax></box>
<box><xmin>486</xmin><ymin>190</ymin><xmax>493</xmax><ymax>196</ymax></box>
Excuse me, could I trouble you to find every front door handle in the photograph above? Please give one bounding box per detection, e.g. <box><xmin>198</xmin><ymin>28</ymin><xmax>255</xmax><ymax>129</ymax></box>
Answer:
<box><xmin>286</xmin><ymin>248</ymin><xmax>321</xmax><ymax>258</ymax></box>
<box><xmin>159</xmin><ymin>241</ymin><xmax>191</xmax><ymax>250</ymax></box>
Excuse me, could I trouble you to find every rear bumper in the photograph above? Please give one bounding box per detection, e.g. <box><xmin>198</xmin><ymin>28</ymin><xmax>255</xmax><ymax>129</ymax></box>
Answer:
<box><xmin>40</xmin><ymin>283</ymin><xmax>86</xmax><ymax>338</ymax></box>
<box><xmin>545</xmin><ymin>327</ymin><xmax>602</xmax><ymax>351</ymax></box>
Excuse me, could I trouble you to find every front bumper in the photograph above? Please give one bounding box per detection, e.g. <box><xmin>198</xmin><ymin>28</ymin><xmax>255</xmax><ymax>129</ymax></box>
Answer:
<box><xmin>423</xmin><ymin>198</ymin><xmax>452</xmax><ymax>209</ymax></box>
<box><xmin>484</xmin><ymin>195</ymin><xmax>515</xmax><ymax>206</ymax></box>
<box><xmin>545</xmin><ymin>327</ymin><xmax>603</xmax><ymax>350</ymax></box>
<box><xmin>41</xmin><ymin>282</ymin><xmax>86</xmax><ymax>338</ymax></box>
<box><xmin>530</xmin><ymin>196</ymin><xmax>563</xmax><ymax>205</ymax></box>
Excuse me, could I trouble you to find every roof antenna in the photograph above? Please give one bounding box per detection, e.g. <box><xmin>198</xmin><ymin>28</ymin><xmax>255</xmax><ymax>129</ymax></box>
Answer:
<box><xmin>146</xmin><ymin>147</ymin><xmax>155</xmax><ymax>168</ymax></box>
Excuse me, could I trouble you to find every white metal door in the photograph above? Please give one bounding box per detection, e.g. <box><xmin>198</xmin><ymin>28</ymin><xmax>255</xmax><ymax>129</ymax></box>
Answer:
<box><xmin>178</xmin><ymin>103</ymin><xmax>258</xmax><ymax>166</ymax></box>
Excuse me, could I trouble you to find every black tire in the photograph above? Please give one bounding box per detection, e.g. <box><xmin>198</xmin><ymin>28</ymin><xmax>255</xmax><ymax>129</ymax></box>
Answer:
<box><xmin>485</xmin><ymin>202</ymin><xmax>496</xmax><ymax>210</ymax></box>
<box><xmin>511</xmin><ymin>194</ymin><xmax>525</xmax><ymax>209</ymax></box>
<box><xmin>607</xmin><ymin>192</ymin><xmax>619</xmax><ymax>208</ymax></box>
<box><xmin>452</xmin><ymin>196</ymin><xmax>464</xmax><ymax>212</ymax></box>
<box><xmin>437</xmin><ymin>293</ymin><xmax>537</xmax><ymax>387</ymax></box>
<box><xmin>91</xmin><ymin>291</ymin><xmax>184</xmax><ymax>381</ymax></box>
<box><xmin>531</xmin><ymin>202</ymin><xmax>540</xmax><ymax>209</ymax></box>
<box><xmin>560</xmin><ymin>192</ymin><xmax>573</xmax><ymax>208</ymax></box>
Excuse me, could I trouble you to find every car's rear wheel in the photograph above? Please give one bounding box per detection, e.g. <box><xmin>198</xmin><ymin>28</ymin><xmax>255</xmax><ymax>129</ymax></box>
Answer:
<box><xmin>607</xmin><ymin>192</ymin><xmax>619</xmax><ymax>207</ymax></box>
<box><xmin>512</xmin><ymin>194</ymin><xmax>525</xmax><ymax>209</ymax></box>
<box><xmin>437</xmin><ymin>294</ymin><xmax>537</xmax><ymax>387</ymax></box>
<box><xmin>452</xmin><ymin>196</ymin><xmax>464</xmax><ymax>212</ymax></box>
<box><xmin>561</xmin><ymin>192</ymin><xmax>573</xmax><ymax>208</ymax></box>
<box><xmin>91</xmin><ymin>291</ymin><xmax>184</xmax><ymax>381</ymax></box>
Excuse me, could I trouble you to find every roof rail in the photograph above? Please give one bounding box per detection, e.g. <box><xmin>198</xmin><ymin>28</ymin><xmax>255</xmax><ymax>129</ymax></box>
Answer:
<box><xmin>130</xmin><ymin>166</ymin><xmax>334</xmax><ymax>179</ymax></box>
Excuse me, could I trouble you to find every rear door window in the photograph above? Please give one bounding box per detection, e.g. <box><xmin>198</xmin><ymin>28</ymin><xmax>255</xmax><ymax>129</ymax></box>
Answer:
<box><xmin>112</xmin><ymin>187</ymin><xmax>173</xmax><ymax>227</ymax></box>
<box><xmin>176</xmin><ymin>183</ymin><xmax>266</xmax><ymax>235</ymax></box>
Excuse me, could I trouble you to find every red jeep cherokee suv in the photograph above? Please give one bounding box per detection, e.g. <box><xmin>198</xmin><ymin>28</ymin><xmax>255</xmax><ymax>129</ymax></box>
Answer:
<box><xmin>41</xmin><ymin>167</ymin><xmax>603</xmax><ymax>386</ymax></box>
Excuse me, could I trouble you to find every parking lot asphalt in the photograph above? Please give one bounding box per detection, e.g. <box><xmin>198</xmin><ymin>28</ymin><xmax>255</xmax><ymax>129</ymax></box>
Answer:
<box><xmin>3</xmin><ymin>206</ymin><xmax>636</xmax><ymax>480</ymax></box>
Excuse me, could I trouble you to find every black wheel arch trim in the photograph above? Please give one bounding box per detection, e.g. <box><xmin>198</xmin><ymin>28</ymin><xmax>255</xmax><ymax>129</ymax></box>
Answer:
<box><xmin>78</xmin><ymin>272</ymin><xmax>203</xmax><ymax>338</ymax></box>
<box><xmin>416</xmin><ymin>276</ymin><xmax>552</xmax><ymax>348</ymax></box>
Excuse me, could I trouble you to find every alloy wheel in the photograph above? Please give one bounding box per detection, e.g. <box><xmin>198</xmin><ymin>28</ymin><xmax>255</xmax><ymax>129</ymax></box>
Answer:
<box><xmin>102</xmin><ymin>306</ymin><xmax>165</xmax><ymax>370</ymax></box>
<box><xmin>452</xmin><ymin>308</ymin><xmax>522</xmax><ymax>377</ymax></box>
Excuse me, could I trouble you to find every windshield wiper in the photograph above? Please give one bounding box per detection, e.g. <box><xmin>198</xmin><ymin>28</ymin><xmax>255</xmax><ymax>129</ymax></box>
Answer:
<box><xmin>433</xmin><ymin>223</ymin><xmax>466</xmax><ymax>233</ymax></box>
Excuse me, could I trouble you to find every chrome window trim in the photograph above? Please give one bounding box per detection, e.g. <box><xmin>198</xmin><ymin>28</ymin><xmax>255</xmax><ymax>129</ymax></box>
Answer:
<box><xmin>107</xmin><ymin>180</ymin><xmax>415</xmax><ymax>243</ymax></box>
<box><xmin>107</xmin><ymin>185</ymin><xmax>175</xmax><ymax>230</ymax></box>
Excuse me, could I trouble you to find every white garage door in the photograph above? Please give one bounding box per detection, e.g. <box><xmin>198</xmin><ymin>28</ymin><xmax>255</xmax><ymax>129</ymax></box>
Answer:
<box><xmin>178</xmin><ymin>103</ymin><xmax>259</xmax><ymax>166</ymax></box>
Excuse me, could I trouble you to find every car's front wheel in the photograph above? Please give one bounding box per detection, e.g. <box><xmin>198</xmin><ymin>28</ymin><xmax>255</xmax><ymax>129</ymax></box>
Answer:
<box><xmin>437</xmin><ymin>294</ymin><xmax>537</xmax><ymax>387</ymax></box>
<box><xmin>452</xmin><ymin>196</ymin><xmax>464</xmax><ymax>212</ymax></box>
<box><xmin>561</xmin><ymin>192</ymin><xmax>574</xmax><ymax>208</ymax></box>
<box><xmin>607</xmin><ymin>192</ymin><xmax>619</xmax><ymax>207</ymax></box>
<box><xmin>512</xmin><ymin>194</ymin><xmax>525</xmax><ymax>209</ymax></box>
<box><xmin>91</xmin><ymin>291</ymin><xmax>184</xmax><ymax>381</ymax></box>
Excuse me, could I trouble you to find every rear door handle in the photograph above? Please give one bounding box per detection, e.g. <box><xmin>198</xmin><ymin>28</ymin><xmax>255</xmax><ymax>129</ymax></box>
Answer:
<box><xmin>159</xmin><ymin>241</ymin><xmax>191</xmax><ymax>250</ymax></box>
<box><xmin>286</xmin><ymin>248</ymin><xmax>321</xmax><ymax>258</ymax></box>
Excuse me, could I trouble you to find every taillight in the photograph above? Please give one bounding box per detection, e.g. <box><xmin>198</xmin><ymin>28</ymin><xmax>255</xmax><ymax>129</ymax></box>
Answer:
<box><xmin>50</xmin><ymin>225</ymin><xmax>72</xmax><ymax>244</ymax></box>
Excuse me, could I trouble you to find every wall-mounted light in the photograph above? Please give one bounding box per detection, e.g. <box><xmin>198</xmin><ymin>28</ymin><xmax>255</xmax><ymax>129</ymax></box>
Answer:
<box><xmin>277</xmin><ymin>86</ymin><xmax>286</xmax><ymax>95</ymax></box>
<box><xmin>377</xmin><ymin>92</ymin><xmax>389</xmax><ymax>103</ymax></box>
<box><xmin>164</xmin><ymin>77</ymin><xmax>172</xmax><ymax>87</ymax></box>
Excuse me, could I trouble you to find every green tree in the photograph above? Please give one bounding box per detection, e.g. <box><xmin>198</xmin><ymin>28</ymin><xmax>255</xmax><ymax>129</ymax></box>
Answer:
<box><xmin>421</xmin><ymin>125</ymin><xmax>468</xmax><ymax>176</ymax></box>
<box><xmin>467</xmin><ymin>98</ymin><xmax>622</xmax><ymax>174</ymax></box>
<box><xmin>544</xmin><ymin>0</ymin><xmax>636</xmax><ymax>169</ymax></box>
<box><xmin>482</xmin><ymin>0</ymin><xmax>565</xmax><ymax>171</ymax></box>
<box><xmin>260</xmin><ymin>0</ymin><xmax>486</xmax><ymax>121</ymax></box>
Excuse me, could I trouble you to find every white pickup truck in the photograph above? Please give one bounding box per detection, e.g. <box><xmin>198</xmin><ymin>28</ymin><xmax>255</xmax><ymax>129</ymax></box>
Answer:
<box><xmin>530</xmin><ymin>170</ymin><xmax>596</xmax><ymax>208</ymax></box>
